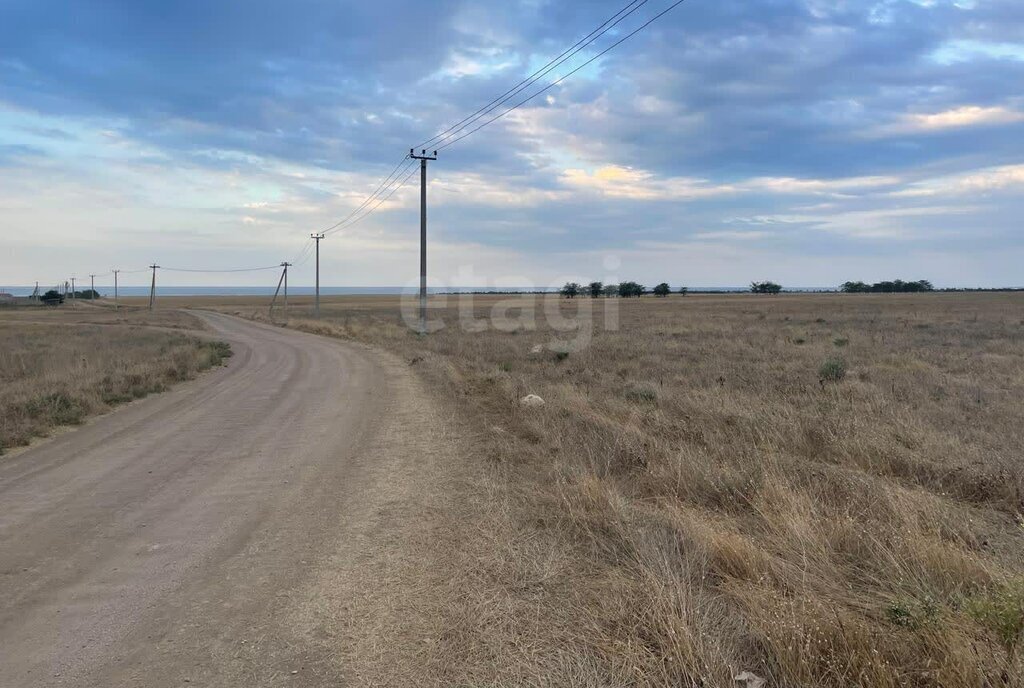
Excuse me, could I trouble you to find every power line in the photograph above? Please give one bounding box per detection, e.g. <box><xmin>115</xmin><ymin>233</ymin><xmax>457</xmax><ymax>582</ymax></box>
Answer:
<box><xmin>291</xmin><ymin>237</ymin><xmax>315</xmax><ymax>266</ymax></box>
<box><xmin>296</xmin><ymin>2</ymin><xmax>677</xmax><ymax>252</ymax></box>
<box><xmin>315</xmin><ymin>154</ymin><xmax>412</xmax><ymax>235</ymax></box>
<box><xmin>323</xmin><ymin>160</ymin><xmax>419</xmax><ymax>237</ymax></box>
<box><xmin>418</xmin><ymin>0</ymin><xmax>651</xmax><ymax>151</ymax></box>
<box><xmin>160</xmin><ymin>265</ymin><xmax>281</xmax><ymax>273</ymax></box>
<box><xmin>437</xmin><ymin>0</ymin><xmax>688</xmax><ymax>152</ymax></box>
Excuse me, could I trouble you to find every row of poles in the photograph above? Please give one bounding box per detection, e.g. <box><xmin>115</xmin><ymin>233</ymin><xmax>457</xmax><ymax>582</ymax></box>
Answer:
<box><xmin>45</xmin><ymin>147</ymin><xmax>438</xmax><ymax>332</ymax></box>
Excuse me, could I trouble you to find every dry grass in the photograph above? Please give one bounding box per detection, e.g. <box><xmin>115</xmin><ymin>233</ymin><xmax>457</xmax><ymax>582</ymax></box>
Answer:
<box><xmin>203</xmin><ymin>292</ymin><xmax>1024</xmax><ymax>686</ymax></box>
<box><xmin>0</xmin><ymin>306</ymin><xmax>230</xmax><ymax>454</ymax></box>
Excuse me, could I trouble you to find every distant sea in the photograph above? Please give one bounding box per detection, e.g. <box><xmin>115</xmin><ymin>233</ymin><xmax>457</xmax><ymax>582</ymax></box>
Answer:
<box><xmin>1</xmin><ymin>285</ymin><xmax>837</xmax><ymax>297</ymax></box>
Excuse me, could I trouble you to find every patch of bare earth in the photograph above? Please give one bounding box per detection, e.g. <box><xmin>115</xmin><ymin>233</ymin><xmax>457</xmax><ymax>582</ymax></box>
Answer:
<box><xmin>207</xmin><ymin>293</ymin><xmax>1024</xmax><ymax>687</ymax></box>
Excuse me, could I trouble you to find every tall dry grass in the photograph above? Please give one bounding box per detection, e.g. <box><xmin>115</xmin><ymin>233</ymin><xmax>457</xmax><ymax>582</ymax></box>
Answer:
<box><xmin>212</xmin><ymin>292</ymin><xmax>1024</xmax><ymax>686</ymax></box>
<box><xmin>0</xmin><ymin>311</ymin><xmax>230</xmax><ymax>454</ymax></box>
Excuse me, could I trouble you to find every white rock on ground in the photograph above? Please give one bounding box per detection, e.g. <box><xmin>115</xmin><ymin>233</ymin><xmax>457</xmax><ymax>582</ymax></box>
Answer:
<box><xmin>519</xmin><ymin>394</ymin><xmax>545</xmax><ymax>407</ymax></box>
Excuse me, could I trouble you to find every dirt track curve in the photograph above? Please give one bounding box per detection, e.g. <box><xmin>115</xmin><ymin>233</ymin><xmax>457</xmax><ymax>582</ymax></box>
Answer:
<box><xmin>0</xmin><ymin>311</ymin><xmax>453</xmax><ymax>687</ymax></box>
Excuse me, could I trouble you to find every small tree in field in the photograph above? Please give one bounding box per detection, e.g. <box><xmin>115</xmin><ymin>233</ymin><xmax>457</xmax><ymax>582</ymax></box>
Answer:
<box><xmin>678</xmin><ymin>286</ymin><xmax>689</xmax><ymax>296</ymax></box>
<box><xmin>561</xmin><ymin>282</ymin><xmax>581</xmax><ymax>299</ymax></box>
<box><xmin>603</xmin><ymin>283</ymin><xmax>618</xmax><ymax>298</ymax></box>
<box><xmin>751</xmin><ymin>281</ymin><xmax>782</xmax><ymax>294</ymax></box>
<box><xmin>41</xmin><ymin>289</ymin><xmax>64</xmax><ymax>306</ymax></box>
<box><xmin>588</xmin><ymin>281</ymin><xmax>604</xmax><ymax>298</ymax></box>
<box><xmin>618</xmin><ymin>281</ymin><xmax>645</xmax><ymax>298</ymax></box>
<box><xmin>653</xmin><ymin>282</ymin><xmax>671</xmax><ymax>297</ymax></box>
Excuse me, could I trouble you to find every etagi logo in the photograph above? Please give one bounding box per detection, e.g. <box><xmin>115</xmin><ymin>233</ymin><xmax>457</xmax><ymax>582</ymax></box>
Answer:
<box><xmin>399</xmin><ymin>258</ymin><xmax>622</xmax><ymax>352</ymax></box>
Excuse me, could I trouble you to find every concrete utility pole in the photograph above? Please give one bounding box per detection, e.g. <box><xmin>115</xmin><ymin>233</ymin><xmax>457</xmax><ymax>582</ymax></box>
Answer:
<box><xmin>282</xmin><ymin>261</ymin><xmax>291</xmax><ymax>315</ymax></box>
<box><xmin>148</xmin><ymin>264</ymin><xmax>159</xmax><ymax>311</ymax></box>
<box><xmin>410</xmin><ymin>148</ymin><xmax>437</xmax><ymax>335</ymax></box>
<box><xmin>89</xmin><ymin>274</ymin><xmax>96</xmax><ymax>300</ymax></box>
<box><xmin>311</xmin><ymin>234</ymin><xmax>324</xmax><ymax>318</ymax></box>
<box><xmin>269</xmin><ymin>262</ymin><xmax>292</xmax><ymax>318</ymax></box>
<box><xmin>112</xmin><ymin>270</ymin><xmax>120</xmax><ymax>310</ymax></box>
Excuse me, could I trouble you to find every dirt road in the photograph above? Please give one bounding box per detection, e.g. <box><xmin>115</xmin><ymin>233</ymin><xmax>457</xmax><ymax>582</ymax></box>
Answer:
<box><xmin>0</xmin><ymin>312</ymin><xmax>454</xmax><ymax>687</ymax></box>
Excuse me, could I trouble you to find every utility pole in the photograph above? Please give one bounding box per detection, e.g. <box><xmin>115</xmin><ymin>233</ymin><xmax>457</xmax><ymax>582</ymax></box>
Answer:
<box><xmin>269</xmin><ymin>262</ymin><xmax>292</xmax><ymax>318</ymax></box>
<box><xmin>89</xmin><ymin>274</ymin><xmax>96</xmax><ymax>300</ymax></box>
<box><xmin>70</xmin><ymin>277</ymin><xmax>76</xmax><ymax>307</ymax></box>
<box><xmin>148</xmin><ymin>264</ymin><xmax>159</xmax><ymax>311</ymax></box>
<box><xmin>112</xmin><ymin>270</ymin><xmax>120</xmax><ymax>310</ymax></box>
<box><xmin>311</xmin><ymin>234</ymin><xmax>324</xmax><ymax>318</ymax></box>
<box><xmin>410</xmin><ymin>148</ymin><xmax>437</xmax><ymax>335</ymax></box>
<box><xmin>282</xmin><ymin>261</ymin><xmax>291</xmax><ymax>315</ymax></box>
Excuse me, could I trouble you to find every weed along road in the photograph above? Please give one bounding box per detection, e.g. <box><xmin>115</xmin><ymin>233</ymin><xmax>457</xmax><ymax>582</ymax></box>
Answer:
<box><xmin>0</xmin><ymin>311</ymin><xmax>448</xmax><ymax>686</ymax></box>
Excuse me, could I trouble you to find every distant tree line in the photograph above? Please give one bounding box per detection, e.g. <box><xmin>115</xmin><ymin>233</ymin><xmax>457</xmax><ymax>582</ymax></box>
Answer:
<box><xmin>562</xmin><ymin>281</ymin><xmax>689</xmax><ymax>298</ymax></box>
<box><xmin>840</xmin><ymin>279</ymin><xmax>934</xmax><ymax>293</ymax></box>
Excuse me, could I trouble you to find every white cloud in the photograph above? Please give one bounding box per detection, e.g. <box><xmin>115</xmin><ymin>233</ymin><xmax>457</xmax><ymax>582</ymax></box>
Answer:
<box><xmin>891</xmin><ymin>164</ymin><xmax>1024</xmax><ymax>197</ymax></box>
<box><xmin>559</xmin><ymin>165</ymin><xmax>899</xmax><ymax>201</ymax></box>
<box><xmin>560</xmin><ymin>165</ymin><xmax>735</xmax><ymax>200</ymax></box>
<box><xmin>869</xmin><ymin>106</ymin><xmax>1024</xmax><ymax>136</ymax></box>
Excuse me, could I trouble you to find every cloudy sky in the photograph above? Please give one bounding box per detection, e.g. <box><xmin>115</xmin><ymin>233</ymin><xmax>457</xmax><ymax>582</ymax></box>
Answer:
<box><xmin>2</xmin><ymin>0</ymin><xmax>1023</xmax><ymax>289</ymax></box>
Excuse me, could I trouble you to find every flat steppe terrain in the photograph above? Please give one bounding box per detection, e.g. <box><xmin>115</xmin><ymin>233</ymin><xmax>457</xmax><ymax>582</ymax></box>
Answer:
<box><xmin>197</xmin><ymin>291</ymin><xmax>1024</xmax><ymax>686</ymax></box>
<box><xmin>4</xmin><ymin>292</ymin><xmax>1023</xmax><ymax>686</ymax></box>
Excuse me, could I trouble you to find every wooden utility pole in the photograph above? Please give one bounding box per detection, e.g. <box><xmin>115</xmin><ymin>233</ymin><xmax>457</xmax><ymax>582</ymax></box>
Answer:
<box><xmin>148</xmin><ymin>264</ymin><xmax>159</xmax><ymax>311</ymax></box>
<box><xmin>70</xmin><ymin>277</ymin><xmax>76</xmax><ymax>307</ymax></box>
<box><xmin>112</xmin><ymin>270</ymin><xmax>120</xmax><ymax>310</ymax></box>
<box><xmin>311</xmin><ymin>234</ymin><xmax>324</xmax><ymax>318</ymax></box>
<box><xmin>410</xmin><ymin>148</ymin><xmax>437</xmax><ymax>335</ymax></box>
<box><xmin>89</xmin><ymin>274</ymin><xmax>96</xmax><ymax>300</ymax></box>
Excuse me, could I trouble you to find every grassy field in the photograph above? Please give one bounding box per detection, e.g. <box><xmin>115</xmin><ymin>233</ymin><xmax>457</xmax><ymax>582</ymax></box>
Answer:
<box><xmin>0</xmin><ymin>304</ymin><xmax>231</xmax><ymax>455</ymax></box>
<box><xmin>194</xmin><ymin>291</ymin><xmax>1024</xmax><ymax>686</ymax></box>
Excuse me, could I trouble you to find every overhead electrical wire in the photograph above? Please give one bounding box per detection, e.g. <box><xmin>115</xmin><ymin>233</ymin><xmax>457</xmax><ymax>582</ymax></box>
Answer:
<box><xmin>298</xmin><ymin>1</ymin><xmax>685</xmax><ymax>249</ymax></box>
<box><xmin>301</xmin><ymin>1</ymin><xmax>655</xmax><ymax>242</ymax></box>
<box><xmin>160</xmin><ymin>264</ymin><xmax>281</xmax><ymax>273</ymax></box>
<box><xmin>314</xmin><ymin>154</ymin><xmax>413</xmax><ymax>235</ymax></box>
<box><xmin>417</xmin><ymin>0</ymin><xmax>651</xmax><ymax>151</ymax></box>
<box><xmin>57</xmin><ymin>1</ymin><xmax>686</xmax><ymax>279</ymax></box>
<box><xmin>323</xmin><ymin>160</ymin><xmax>419</xmax><ymax>237</ymax></box>
<box><xmin>291</xmin><ymin>237</ymin><xmax>315</xmax><ymax>266</ymax></box>
<box><xmin>436</xmin><ymin>0</ymin><xmax>688</xmax><ymax>152</ymax></box>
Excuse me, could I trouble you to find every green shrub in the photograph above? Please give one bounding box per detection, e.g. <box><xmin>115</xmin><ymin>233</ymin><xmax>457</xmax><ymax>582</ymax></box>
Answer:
<box><xmin>885</xmin><ymin>596</ymin><xmax>939</xmax><ymax>630</ymax></box>
<box><xmin>26</xmin><ymin>392</ymin><xmax>86</xmax><ymax>425</ymax></box>
<box><xmin>833</xmin><ymin>337</ymin><xmax>849</xmax><ymax>347</ymax></box>
<box><xmin>202</xmin><ymin>340</ymin><xmax>232</xmax><ymax>367</ymax></box>
<box><xmin>624</xmin><ymin>384</ymin><xmax>658</xmax><ymax>403</ymax></box>
<box><xmin>967</xmin><ymin>580</ymin><xmax>1024</xmax><ymax>649</ymax></box>
<box><xmin>819</xmin><ymin>357</ymin><xmax>847</xmax><ymax>382</ymax></box>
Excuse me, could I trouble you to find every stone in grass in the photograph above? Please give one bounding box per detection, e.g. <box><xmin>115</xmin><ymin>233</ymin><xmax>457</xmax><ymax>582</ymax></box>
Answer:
<box><xmin>519</xmin><ymin>394</ymin><xmax>545</xmax><ymax>408</ymax></box>
<box><xmin>734</xmin><ymin>671</ymin><xmax>766</xmax><ymax>688</ymax></box>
